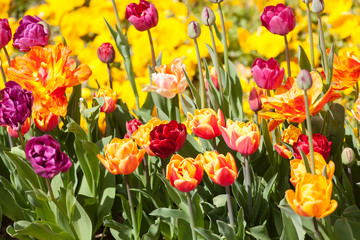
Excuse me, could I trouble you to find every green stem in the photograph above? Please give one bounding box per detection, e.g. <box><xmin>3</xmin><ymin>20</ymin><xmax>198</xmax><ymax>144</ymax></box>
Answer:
<box><xmin>111</xmin><ymin>0</ymin><xmax>123</xmax><ymax>32</ymax></box>
<box><xmin>194</xmin><ymin>38</ymin><xmax>206</xmax><ymax>109</ymax></box>
<box><xmin>46</xmin><ymin>179</ymin><xmax>79</xmax><ymax>240</ymax></box>
<box><xmin>125</xmin><ymin>175</ymin><xmax>138</xmax><ymax>239</ymax></box>
<box><xmin>147</xmin><ymin>30</ymin><xmax>157</xmax><ymax>70</ymax></box>
<box><xmin>212</xmin><ymin>138</ymin><xmax>217</xmax><ymax>150</ymax></box>
<box><xmin>143</xmin><ymin>155</ymin><xmax>150</xmax><ymax>190</ymax></box>
<box><xmin>304</xmin><ymin>90</ymin><xmax>315</xmax><ymax>175</ymax></box>
<box><xmin>209</xmin><ymin>25</ymin><xmax>223</xmax><ymax>99</ymax></box>
<box><xmin>318</xmin><ymin>14</ymin><xmax>329</xmax><ymax>85</ymax></box>
<box><xmin>107</xmin><ymin>63</ymin><xmax>113</xmax><ymax>89</ymax></box>
<box><xmin>312</xmin><ymin>217</ymin><xmax>323</xmax><ymax>240</ymax></box>
<box><xmin>3</xmin><ymin>47</ymin><xmax>11</xmax><ymax>68</ymax></box>
<box><xmin>306</xmin><ymin>3</ymin><xmax>315</xmax><ymax>69</ymax></box>
<box><xmin>187</xmin><ymin>192</ymin><xmax>197</xmax><ymax>240</ymax></box>
<box><xmin>347</xmin><ymin>166</ymin><xmax>354</xmax><ymax>193</ymax></box>
<box><xmin>284</xmin><ymin>35</ymin><xmax>291</xmax><ymax>77</ymax></box>
<box><xmin>100</xmin><ymin>226</ymin><xmax>107</xmax><ymax>240</ymax></box>
<box><xmin>218</xmin><ymin>2</ymin><xmax>229</xmax><ymax>73</ymax></box>
<box><xmin>225</xmin><ymin>186</ymin><xmax>235</xmax><ymax>229</ymax></box>
<box><xmin>243</xmin><ymin>155</ymin><xmax>252</xmax><ymax>224</ymax></box>
<box><xmin>0</xmin><ymin>58</ymin><xmax>6</xmax><ymax>85</ymax></box>
<box><xmin>254</xmin><ymin>112</ymin><xmax>259</xmax><ymax>127</ymax></box>
<box><xmin>17</xmin><ymin>129</ymin><xmax>26</xmax><ymax>150</ymax></box>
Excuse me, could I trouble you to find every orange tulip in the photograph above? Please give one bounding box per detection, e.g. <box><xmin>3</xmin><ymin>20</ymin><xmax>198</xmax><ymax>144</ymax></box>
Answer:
<box><xmin>330</xmin><ymin>49</ymin><xmax>360</xmax><ymax>90</ymax></box>
<box><xmin>286</xmin><ymin>174</ymin><xmax>338</xmax><ymax>218</ymax></box>
<box><xmin>202</xmin><ymin>151</ymin><xmax>237</xmax><ymax>187</ymax></box>
<box><xmin>33</xmin><ymin>110</ymin><xmax>59</xmax><ymax>132</ymax></box>
<box><xmin>166</xmin><ymin>154</ymin><xmax>203</xmax><ymax>192</ymax></box>
<box><xmin>94</xmin><ymin>87</ymin><xmax>117</xmax><ymax>113</ymax></box>
<box><xmin>131</xmin><ymin>117</ymin><xmax>168</xmax><ymax>156</ymax></box>
<box><xmin>7</xmin><ymin>117</ymin><xmax>31</xmax><ymax>138</ymax></box>
<box><xmin>259</xmin><ymin>74</ymin><xmax>341</xmax><ymax>130</ymax></box>
<box><xmin>97</xmin><ymin>138</ymin><xmax>146</xmax><ymax>175</ymax></box>
<box><xmin>274</xmin><ymin>124</ymin><xmax>302</xmax><ymax>159</ymax></box>
<box><xmin>221</xmin><ymin>120</ymin><xmax>260</xmax><ymax>155</ymax></box>
<box><xmin>186</xmin><ymin>108</ymin><xmax>225</xmax><ymax>140</ymax></box>
<box><xmin>290</xmin><ymin>152</ymin><xmax>335</xmax><ymax>186</ymax></box>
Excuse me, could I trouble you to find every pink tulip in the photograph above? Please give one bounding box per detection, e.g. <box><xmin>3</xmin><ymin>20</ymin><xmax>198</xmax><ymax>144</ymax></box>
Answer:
<box><xmin>260</xmin><ymin>3</ymin><xmax>296</xmax><ymax>36</ymax></box>
<box><xmin>125</xmin><ymin>0</ymin><xmax>159</xmax><ymax>32</ymax></box>
<box><xmin>251</xmin><ymin>58</ymin><xmax>285</xmax><ymax>90</ymax></box>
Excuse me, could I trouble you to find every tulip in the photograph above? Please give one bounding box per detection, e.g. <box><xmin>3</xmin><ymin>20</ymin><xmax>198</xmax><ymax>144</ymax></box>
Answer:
<box><xmin>286</xmin><ymin>174</ymin><xmax>337</xmax><ymax>218</ymax></box>
<box><xmin>186</xmin><ymin>108</ymin><xmax>225</xmax><ymax>140</ymax></box>
<box><xmin>97</xmin><ymin>138</ymin><xmax>146</xmax><ymax>175</ymax></box>
<box><xmin>293</xmin><ymin>133</ymin><xmax>332</xmax><ymax>160</ymax></box>
<box><xmin>7</xmin><ymin>117</ymin><xmax>31</xmax><ymax>138</ymax></box>
<box><xmin>13</xmin><ymin>15</ymin><xmax>50</xmax><ymax>52</ymax></box>
<box><xmin>204</xmin><ymin>66</ymin><xmax>219</xmax><ymax>90</ymax></box>
<box><xmin>132</xmin><ymin>117</ymin><xmax>168</xmax><ymax>156</ymax></box>
<box><xmin>126</xmin><ymin>119</ymin><xmax>143</xmax><ymax>137</ymax></box>
<box><xmin>149</xmin><ymin>120</ymin><xmax>187</xmax><ymax>159</ymax></box>
<box><xmin>251</xmin><ymin>58</ymin><xmax>285</xmax><ymax>90</ymax></box>
<box><xmin>290</xmin><ymin>152</ymin><xmax>335</xmax><ymax>186</ymax></box>
<box><xmin>0</xmin><ymin>18</ymin><xmax>11</xmax><ymax>48</ymax></box>
<box><xmin>342</xmin><ymin>148</ymin><xmax>356</xmax><ymax>166</ymax></box>
<box><xmin>0</xmin><ymin>81</ymin><xmax>33</xmax><ymax>131</ymax></box>
<box><xmin>221</xmin><ymin>120</ymin><xmax>260</xmax><ymax>155</ymax></box>
<box><xmin>311</xmin><ymin>0</ymin><xmax>324</xmax><ymax>13</ymax></box>
<box><xmin>94</xmin><ymin>87</ymin><xmax>117</xmax><ymax>113</ymax></box>
<box><xmin>33</xmin><ymin>110</ymin><xmax>59</xmax><ymax>132</ymax></box>
<box><xmin>249</xmin><ymin>87</ymin><xmax>263</xmax><ymax>112</ymax></box>
<box><xmin>166</xmin><ymin>154</ymin><xmax>203</xmax><ymax>192</ymax></box>
<box><xmin>188</xmin><ymin>21</ymin><xmax>201</xmax><ymax>39</ymax></box>
<box><xmin>97</xmin><ymin>43</ymin><xmax>115</xmax><ymax>64</ymax></box>
<box><xmin>203</xmin><ymin>151</ymin><xmax>237</xmax><ymax>187</ymax></box>
<box><xmin>26</xmin><ymin>135</ymin><xmax>72</xmax><ymax>178</ymax></box>
<box><xmin>297</xmin><ymin>69</ymin><xmax>313</xmax><ymax>91</ymax></box>
<box><xmin>274</xmin><ymin>124</ymin><xmax>302</xmax><ymax>159</ymax></box>
<box><xmin>201</xmin><ymin>7</ymin><xmax>216</xmax><ymax>26</ymax></box>
<box><xmin>125</xmin><ymin>0</ymin><xmax>158</xmax><ymax>32</ymax></box>
<box><xmin>260</xmin><ymin>4</ymin><xmax>296</xmax><ymax>36</ymax></box>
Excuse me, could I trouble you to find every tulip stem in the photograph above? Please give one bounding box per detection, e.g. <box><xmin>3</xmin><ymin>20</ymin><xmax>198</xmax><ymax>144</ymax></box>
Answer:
<box><xmin>17</xmin><ymin>130</ymin><xmax>26</xmax><ymax>150</ymax></box>
<box><xmin>347</xmin><ymin>166</ymin><xmax>354</xmax><ymax>192</ymax></box>
<box><xmin>186</xmin><ymin>192</ymin><xmax>197</xmax><ymax>240</ymax></box>
<box><xmin>318</xmin><ymin>14</ymin><xmax>329</xmax><ymax>85</ymax></box>
<box><xmin>111</xmin><ymin>0</ymin><xmax>123</xmax><ymax>31</ymax></box>
<box><xmin>194</xmin><ymin>38</ymin><xmax>206</xmax><ymax>109</ymax></box>
<box><xmin>46</xmin><ymin>179</ymin><xmax>79</xmax><ymax>240</ymax></box>
<box><xmin>284</xmin><ymin>35</ymin><xmax>291</xmax><ymax>77</ymax></box>
<box><xmin>304</xmin><ymin>90</ymin><xmax>315</xmax><ymax>175</ymax></box>
<box><xmin>3</xmin><ymin>47</ymin><xmax>11</xmax><ymax>68</ymax></box>
<box><xmin>254</xmin><ymin>112</ymin><xmax>259</xmax><ymax>127</ymax></box>
<box><xmin>147</xmin><ymin>30</ymin><xmax>157</xmax><ymax>70</ymax></box>
<box><xmin>125</xmin><ymin>175</ymin><xmax>138</xmax><ymax>239</ymax></box>
<box><xmin>306</xmin><ymin>3</ymin><xmax>315</xmax><ymax>69</ymax></box>
<box><xmin>143</xmin><ymin>155</ymin><xmax>151</xmax><ymax>190</ymax></box>
<box><xmin>243</xmin><ymin>155</ymin><xmax>252</xmax><ymax>224</ymax></box>
<box><xmin>312</xmin><ymin>217</ymin><xmax>323</xmax><ymax>240</ymax></box>
<box><xmin>209</xmin><ymin>25</ymin><xmax>223</xmax><ymax>99</ymax></box>
<box><xmin>225</xmin><ymin>186</ymin><xmax>235</xmax><ymax>230</ymax></box>
<box><xmin>0</xmin><ymin>58</ymin><xmax>6</xmax><ymax>85</ymax></box>
<box><xmin>218</xmin><ymin>2</ymin><xmax>229</xmax><ymax>73</ymax></box>
<box><xmin>107</xmin><ymin>63</ymin><xmax>113</xmax><ymax>89</ymax></box>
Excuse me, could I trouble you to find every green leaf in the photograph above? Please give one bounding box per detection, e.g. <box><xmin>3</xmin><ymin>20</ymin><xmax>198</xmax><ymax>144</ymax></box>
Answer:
<box><xmin>66</xmin><ymin>120</ymin><xmax>88</xmax><ymax>141</ymax></box>
<box><xmin>71</xmin><ymin>202</ymin><xmax>92</xmax><ymax>240</ymax></box>
<box><xmin>183</xmin><ymin>69</ymin><xmax>201</xmax><ymax>107</ymax></box>
<box><xmin>228</xmin><ymin>61</ymin><xmax>244</xmax><ymax>120</ymax></box>
<box><xmin>67</xmin><ymin>85</ymin><xmax>81</xmax><ymax>124</ymax></box>
<box><xmin>213</xmin><ymin>24</ymin><xmax>223</xmax><ymax>42</ymax></box>
<box><xmin>237</xmin><ymin>208</ymin><xmax>246</xmax><ymax>239</ymax></box>
<box><xmin>104</xmin><ymin>216</ymin><xmax>132</xmax><ymax>240</ymax></box>
<box><xmin>280</xmin><ymin>211</ymin><xmax>304</xmax><ymax>240</ymax></box>
<box><xmin>217</xmin><ymin>220</ymin><xmax>236</xmax><ymax>240</ymax></box>
<box><xmin>328</xmin><ymin>43</ymin><xmax>335</xmax><ymax>81</ymax></box>
<box><xmin>177</xmin><ymin>135</ymin><xmax>203</xmax><ymax>158</ymax></box>
<box><xmin>299</xmin><ymin>149</ymin><xmax>312</xmax><ymax>174</ymax></box>
<box><xmin>150</xmin><ymin>208</ymin><xmax>189</xmax><ymax>221</ymax></box>
<box><xmin>180</xmin><ymin>93</ymin><xmax>197</xmax><ymax>116</ymax></box>
<box><xmin>262</xmin><ymin>173</ymin><xmax>277</xmax><ymax>201</ymax></box>
<box><xmin>142</xmin><ymin>218</ymin><xmax>160</xmax><ymax>240</ymax></box>
<box><xmin>177</xmin><ymin>218</ymin><xmax>192</xmax><ymax>240</ymax></box>
<box><xmin>298</xmin><ymin>45</ymin><xmax>312</xmax><ymax>71</ymax></box>
<box><xmin>248</xmin><ymin>225</ymin><xmax>271</xmax><ymax>240</ymax></box>
<box><xmin>194</xmin><ymin>227</ymin><xmax>222</xmax><ymax>240</ymax></box>
<box><xmin>82</xmin><ymin>140</ymin><xmax>100</xmax><ymax>189</ymax></box>
<box><xmin>261</xmin><ymin>119</ymin><xmax>276</xmax><ymax>172</ymax></box>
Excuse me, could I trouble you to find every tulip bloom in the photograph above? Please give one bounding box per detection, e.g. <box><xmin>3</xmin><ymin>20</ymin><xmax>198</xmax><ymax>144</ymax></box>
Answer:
<box><xmin>7</xmin><ymin>118</ymin><xmax>31</xmax><ymax>138</ymax></box>
<box><xmin>143</xmin><ymin>58</ymin><xmax>188</xmax><ymax>99</ymax></box>
<box><xmin>290</xmin><ymin>152</ymin><xmax>335</xmax><ymax>186</ymax></box>
<box><xmin>33</xmin><ymin>110</ymin><xmax>59</xmax><ymax>132</ymax></box>
<box><xmin>94</xmin><ymin>87</ymin><xmax>117</xmax><ymax>113</ymax></box>
<box><xmin>293</xmin><ymin>133</ymin><xmax>332</xmax><ymax>160</ymax></box>
<box><xmin>260</xmin><ymin>4</ymin><xmax>296</xmax><ymax>36</ymax></box>
<box><xmin>149</xmin><ymin>120</ymin><xmax>187</xmax><ymax>159</ymax></box>
<box><xmin>202</xmin><ymin>151</ymin><xmax>237</xmax><ymax>187</ymax></box>
<box><xmin>97</xmin><ymin>43</ymin><xmax>115</xmax><ymax>64</ymax></box>
<box><xmin>204</xmin><ymin>66</ymin><xmax>219</xmax><ymax>90</ymax></box>
<box><xmin>186</xmin><ymin>108</ymin><xmax>225</xmax><ymax>140</ymax></box>
<box><xmin>352</xmin><ymin>95</ymin><xmax>360</xmax><ymax>122</ymax></box>
<box><xmin>97</xmin><ymin>138</ymin><xmax>146</xmax><ymax>175</ymax></box>
<box><xmin>251</xmin><ymin>58</ymin><xmax>285</xmax><ymax>90</ymax></box>
<box><xmin>126</xmin><ymin>119</ymin><xmax>143</xmax><ymax>137</ymax></box>
<box><xmin>125</xmin><ymin>0</ymin><xmax>159</xmax><ymax>32</ymax></box>
<box><xmin>274</xmin><ymin>124</ymin><xmax>302</xmax><ymax>159</ymax></box>
<box><xmin>131</xmin><ymin>117</ymin><xmax>168</xmax><ymax>156</ymax></box>
<box><xmin>286</xmin><ymin>174</ymin><xmax>337</xmax><ymax>218</ymax></box>
<box><xmin>249</xmin><ymin>87</ymin><xmax>264</xmax><ymax>112</ymax></box>
<box><xmin>26</xmin><ymin>135</ymin><xmax>72</xmax><ymax>178</ymax></box>
<box><xmin>221</xmin><ymin>120</ymin><xmax>260</xmax><ymax>155</ymax></box>
<box><xmin>166</xmin><ymin>154</ymin><xmax>203</xmax><ymax>192</ymax></box>
<box><xmin>0</xmin><ymin>18</ymin><xmax>12</xmax><ymax>48</ymax></box>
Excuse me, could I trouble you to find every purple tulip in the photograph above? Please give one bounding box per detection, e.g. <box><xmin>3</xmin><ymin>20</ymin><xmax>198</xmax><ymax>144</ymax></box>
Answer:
<box><xmin>0</xmin><ymin>81</ymin><xmax>33</xmax><ymax>131</ymax></box>
<box><xmin>25</xmin><ymin>135</ymin><xmax>72</xmax><ymax>179</ymax></box>
<box><xmin>97</xmin><ymin>43</ymin><xmax>115</xmax><ymax>64</ymax></box>
<box><xmin>13</xmin><ymin>15</ymin><xmax>49</xmax><ymax>52</ymax></box>
<box><xmin>251</xmin><ymin>58</ymin><xmax>285</xmax><ymax>90</ymax></box>
<box><xmin>125</xmin><ymin>0</ymin><xmax>159</xmax><ymax>32</ymax></box>
<box><xmin>260</xmin><ymin>4</ymin><xmax>296</xmax><ymax>36</ymax></box>
<box><xmin>0</xmin><ymin>18</ymin><xmax>11</xmax><ymax>48</ymax></box>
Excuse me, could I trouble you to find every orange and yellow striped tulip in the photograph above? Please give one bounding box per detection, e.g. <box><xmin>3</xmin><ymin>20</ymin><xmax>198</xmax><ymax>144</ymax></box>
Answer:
<box><xmin>94</xmin><ymin>87</ymin><xmax>117</xmax><ymax>113</ymax></box>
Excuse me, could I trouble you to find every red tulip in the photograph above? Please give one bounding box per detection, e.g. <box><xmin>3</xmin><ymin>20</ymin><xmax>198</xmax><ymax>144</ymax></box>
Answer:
<box><xmin>293</xmin><ymin>134</ymin><xmax>332</xmax><ymax>160</ymax></box>
<box><xmin>125</xmin><ymin>0</ymin><xmax>159</xmax><ymax>32</ymax></box>
<box><xmin>97</xmin><ymin>43</ymin><xmax>115</xmax><ymax>64</ymax></box>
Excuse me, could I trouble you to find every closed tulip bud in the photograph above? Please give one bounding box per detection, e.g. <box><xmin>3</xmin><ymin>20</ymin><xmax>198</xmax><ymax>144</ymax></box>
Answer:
<box><xmin>342</xmin><ymin>147</ymin><xmax>356</xmax><ymax>166</ymax></box>
<box><xmin>33</xmin><ymin>110</ymin><xmax>59</xmax><ymax>132</ymax></box>
<box><xmin>249</xmin><ymin>87</ymin><xmax>263</xmax><ymax>112</ymax></box>
<box><xmin>0</xmin><ymin>18</ymin><xmax>11</xmax><ymax>48</ymax></box>
<box><xmin>297</xmin><ymin>69</ymin><xmax>313</xmax><ymax>90</ymax></box>
<box><xmin>166</xmin><ymin>154</ymin><xmax>203</xmax><ymax>192</ymax></box>
<box><xmin>97</xmin><ymin>43</ymin><xmax>115</xmax><ymax>64</ymax></box>
<box><xmin>201</xmin><ymin>7</ymin><xmax>216</xmax><ymax>26</ymax></box>
<box><xmin>311</xmin><ymin>0</ymin><xmax>324</xmax><ymax>13</ymax></box>
<box><xmin>94</xmin><ymin>87</ymin><xmax>117</xmax><ymax>113</ymax></box>
<box><xmin>203</xmin><ymin>151</ymin><xmax>237</xmax><ymax>187</ymax></box>
<box><xmin>188</xmin><ymin>21</ymin><xmax>201</xmax><ymax>39</ymax></box>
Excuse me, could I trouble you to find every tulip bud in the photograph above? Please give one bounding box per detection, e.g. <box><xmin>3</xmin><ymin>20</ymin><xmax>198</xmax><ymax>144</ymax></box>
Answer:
<box><xmin>0</xmin><ymin>18</ymin><xmax>12</xmax><ymax>48</ymax></box>
<box><xmin>249</xmin><ymin>87</ymin><xmax>263</xmax><ymax>112</ymax></box>
<box><xmin>311</xmin><ymin>0</ymin><xmax>324</xmax><ymax>13</ymax></box>
<box><xmin>297</xmin><ymin>69</ymin><xmax>313</xmax><ymax>90</ymax></box>
<box><xmin>201</xmin><ymin>7</ymin><xmax>216</xmax><ymax>26</ymax></box>
<box><xmin>97</xmin><ymin>43</ymin><xmax>115</xmax><ymax>64</ymax></box>
<box><xmin>342</xmin><ymin>147</ymin><xmax>356</xmax><ymax>166</ymax></box>
<box><xmin>188</xmin><ymin>21</ymin><xmax>201</xmax><ymax>39</ymax></box>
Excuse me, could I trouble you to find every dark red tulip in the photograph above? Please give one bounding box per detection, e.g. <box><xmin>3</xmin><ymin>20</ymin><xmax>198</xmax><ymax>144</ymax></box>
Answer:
<box><xmin>293</xmin><ymin>134</ymin><xmax>332</xmax><ymax>160</ymax></box>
